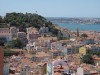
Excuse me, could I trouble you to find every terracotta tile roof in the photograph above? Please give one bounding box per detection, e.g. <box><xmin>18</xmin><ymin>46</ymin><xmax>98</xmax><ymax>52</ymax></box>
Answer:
<box><xmin>50</xmin><ymin>50</ymin><xmax>62</xmax><ymax>53</ymax></box>
<box><xmin>25</xmin><ymin>53</ymin><xmax>33</xmax><ymax>58</ymax></box>
<box><xmin>54</xmin><ymin>72</ymin><xmax>62</xmax><ymax>75</ymax></box>
<box><xmin>0</xmin><ymin>33</ymin><xmax>11</xmax><ymax>35</ymax></box>
<box><xmin>35</xmin><ymin>52</ymin><xmax>51</xmax><ymax>57</ymax></box>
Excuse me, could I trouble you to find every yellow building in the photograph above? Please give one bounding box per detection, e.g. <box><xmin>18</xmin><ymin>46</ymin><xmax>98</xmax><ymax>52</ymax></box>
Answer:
<box><xmin>79</xmin><ymin>47</ymin><xmax>87</xmax><ymax>55</ymax></box>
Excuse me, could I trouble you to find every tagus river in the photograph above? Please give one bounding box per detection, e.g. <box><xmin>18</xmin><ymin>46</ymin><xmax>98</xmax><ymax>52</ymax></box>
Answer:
<box><xmin>53</xmin><ymin>22</ymin><xmax>100</xmax><ymax>32</ymax></box>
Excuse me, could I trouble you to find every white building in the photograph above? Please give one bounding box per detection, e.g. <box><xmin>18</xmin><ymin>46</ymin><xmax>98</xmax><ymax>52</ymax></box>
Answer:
<box><xmin>47</xmin><ymin>58</ymin><xmax>70</xmax><ymax>75</ymax></box>
<box><xmin>47</xmin><ymin>62</ymin><xmax>54</xmax><ymax>75</ymax></box>
<box><xmin>89</xmin><ymin>45</ymin><xmax>100</xmax><ymax>52</ymax></box>
<box><xmin>44</xmin><ymin>40</ymin><xmax>51</xmax><ymax>49</ymax></box>
<box><xmin>51</xmin><ymin>42</ymin><xmax>63</xmax><ymax>50</ymax></box>
<box><xmin>62</xmin><ymin>31</ymin><xmax>70</xmax><ymax>38</ymax></box>
<box><xmin>20</xmin><ymin>65</ymin><xmax>43</xmax><ymax>75</ymax></box>
<box><xmin>10</xmin><ymin>26</ymin><xmax>19</xmax><ymax>38</ymax></box>
<box><xmin>27</xmin><ymin>27</ymin><xmax>39</xmax><ymax>43</ymax></box>
<box><xmin>82</xmin><ymin>39</ymin><xmax>95</xmax><ymax>45</ymax></box>
<box><xmin>0</xmin><ymin>28</ymin><xmax>12</xmax><ymax>42</ymax></box>
<box><xmin>63</xmin><ymin>45</ymin><xmax>80</xmax><ymax>55</ymax></box>
<box><xmin>0</xmin><ymin>33</ymin><xmax>12</xmax><ymax>42</ymax></box>
<box><xmin>77</xmin><ymin>67</ymin><xmax>95</xmax><ymax>75</ymax></box>
<box><xmin>77</xmin><ymin>67</ymin><xmax>84</xmax><ymax>75</ymax></box>
<box><xmin>26</xmin><ymin>42</ymin><xmax>35</xmax><ymax>53</ymax></box>
<box><xmin>39</xmin><ymin>26</ymin><xmax>49</xmax><ymax>34</ymax></box>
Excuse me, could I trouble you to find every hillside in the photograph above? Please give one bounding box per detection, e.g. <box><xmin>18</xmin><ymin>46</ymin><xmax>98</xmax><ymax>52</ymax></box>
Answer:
<box><xmin>0</xmin><ymin>12</ymin><xmax>59</xmax><ymax>36</ymax></box>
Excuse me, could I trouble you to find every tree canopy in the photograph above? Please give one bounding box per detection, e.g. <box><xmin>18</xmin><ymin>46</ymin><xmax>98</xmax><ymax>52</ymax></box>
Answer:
<box><xmin>12</xmin><ymin>38</ymin><xmax>24</xmax><ymax>48</ymax></box>
<box><xmin>4</xmin><ymin>50</ymin><xmax>12</xmax><ymax>56</ymax></box>
<box><xmin>5</xmin><ymin>38</ymin><xmax>23</xmax><ymax>48</ymax></box>
<box><xmin>0</xmin><ymin>16</ymin><xmax>3</xmax><ymax>23</ymax></box>
<box><xmin>81</xmin><ymin>33</ymin><xmax>88</xmax><ymax>37</ymax></box>
<box><xmin>82</xmin><ymin>54</ymin><xmax>94</xmax><ymax>65</ymax></box>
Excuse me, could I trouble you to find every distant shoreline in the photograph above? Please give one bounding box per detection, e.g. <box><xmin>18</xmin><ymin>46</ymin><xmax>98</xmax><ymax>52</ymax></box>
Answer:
<box><xmin>46</xmin><ymin>17</ymin><xmax>100</xmax><ymax>25</ymax></box>
<box><xmin>52</xmin><ymin>22</ymin><xmax>100</xmax><ymax>32</ymax></box>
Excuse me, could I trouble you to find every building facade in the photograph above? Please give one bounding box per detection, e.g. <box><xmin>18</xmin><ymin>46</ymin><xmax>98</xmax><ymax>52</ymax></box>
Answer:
<box><xmin>0</xmin><ymin>28</ymin><xmax>12</xmax><ymax>42</ymax></box>
<box><xmin>79</xmin><ymin>47</ymin><xmax>87</xmax><ymax>55</ymax></box>
<box><xmin>0</xmin><ymin>47</ymin><xmax>4</xmax><ymax>75</ymax></box>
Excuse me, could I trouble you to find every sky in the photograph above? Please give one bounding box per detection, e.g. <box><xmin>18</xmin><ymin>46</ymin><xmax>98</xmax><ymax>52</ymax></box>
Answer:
<box><xmin>0</xmin><ymin>0</ymin><xmax>100</xmax><ymax>17</ymax></box>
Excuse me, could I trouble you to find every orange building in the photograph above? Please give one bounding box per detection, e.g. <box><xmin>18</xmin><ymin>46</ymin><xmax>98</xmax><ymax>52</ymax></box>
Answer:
<box><xmin>0</xmin><ymin>47</ymin><xmax>4</xmax><ymax>75</ymax></box>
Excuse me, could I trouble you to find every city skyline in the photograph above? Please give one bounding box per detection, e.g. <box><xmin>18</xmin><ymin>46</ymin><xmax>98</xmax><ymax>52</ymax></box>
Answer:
<box><xmin>0</xmin><ymin>0</ymin><xmax>100</xmax><ymax>18</ymax></box>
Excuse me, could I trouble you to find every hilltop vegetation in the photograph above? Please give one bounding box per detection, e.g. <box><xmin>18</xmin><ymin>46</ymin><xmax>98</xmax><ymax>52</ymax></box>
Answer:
<box><xmin>0</xmin><ymin>12</ymin><xmax>59</xmax><ymax>36</ymax></box>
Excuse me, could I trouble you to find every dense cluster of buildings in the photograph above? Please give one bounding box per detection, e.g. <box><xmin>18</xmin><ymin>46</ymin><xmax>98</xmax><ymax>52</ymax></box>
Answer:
<box><xmin>0</xmin><ymin>25</ymin><xmax>100</xmax><ymax>75</ymax></box>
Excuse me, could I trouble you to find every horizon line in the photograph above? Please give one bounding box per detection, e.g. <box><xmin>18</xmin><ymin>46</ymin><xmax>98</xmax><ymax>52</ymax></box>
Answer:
<box><xmin>0</xmin><ymin>12</ymin><xmax>100</xmax><ymax>18</ymax></box>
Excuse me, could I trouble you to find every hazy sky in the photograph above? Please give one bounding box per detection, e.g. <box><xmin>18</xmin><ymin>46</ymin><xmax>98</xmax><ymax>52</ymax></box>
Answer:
<box><xmin>0</xmin><ymin>0</ymin><xmax>100</xmax><ymax>17</ymax></box>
